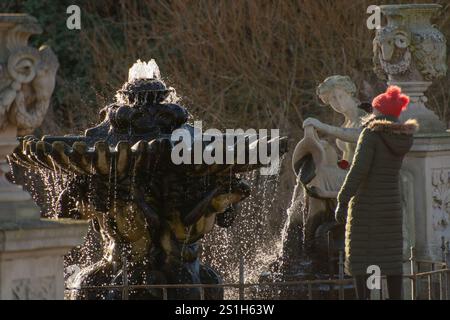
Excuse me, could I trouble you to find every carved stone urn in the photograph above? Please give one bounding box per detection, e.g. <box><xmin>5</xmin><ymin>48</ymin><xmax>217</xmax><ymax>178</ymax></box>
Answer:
<box><xmin>373</xmin><ymin>4</ymin><xmax>447</xmax><ymax>133</ymax></box>
<box><xmin>0</xmin><ymin>14</ymin><xmax>59</xmax><ymax>207</ymax></box>
<box><xmin>0</xmin><ymin>14</ymin><xmax>86</xmax><ymax>300</ymax></box>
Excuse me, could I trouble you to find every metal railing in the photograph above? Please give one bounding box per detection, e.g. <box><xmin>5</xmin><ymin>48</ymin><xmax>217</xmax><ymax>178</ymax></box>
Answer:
<box><xmin>406</xmin><ymin>241</ymin><xmax>450</xmax><ymax>300</ymax></box>
<box><xmin>65</xmin><ymin>240</ymin><xmax>450</xmax><ymax>300</ymax></box>
<box><xmin>66</xmin><ymin>252</ymin><xmax>355</xmax><ymax>300</ymax></box>
<box><xmin>67</xmin><ymin>279</ymin><xmax>355</xmax><ymax>301</ymax></box>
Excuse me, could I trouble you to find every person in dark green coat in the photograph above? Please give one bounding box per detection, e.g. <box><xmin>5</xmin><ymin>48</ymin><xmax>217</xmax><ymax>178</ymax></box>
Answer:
<box><xmin>335</xmin><ymin>86</ymin><xmax>418</xmax><ymax>300</ymax></box>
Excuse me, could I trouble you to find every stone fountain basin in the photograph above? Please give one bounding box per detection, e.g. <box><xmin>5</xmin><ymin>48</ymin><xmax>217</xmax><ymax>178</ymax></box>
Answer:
<box><xmin>12</xmin><ymin>134</ymin><xmax>288</xmax><ymax>179</ymax></box>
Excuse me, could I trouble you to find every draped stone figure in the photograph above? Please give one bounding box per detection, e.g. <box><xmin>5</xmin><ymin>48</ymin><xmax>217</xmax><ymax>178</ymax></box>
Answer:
<box><xmin>282</xmin><ymin>76</ymin><xmax>368</xmax><ymax>267</ymax></box>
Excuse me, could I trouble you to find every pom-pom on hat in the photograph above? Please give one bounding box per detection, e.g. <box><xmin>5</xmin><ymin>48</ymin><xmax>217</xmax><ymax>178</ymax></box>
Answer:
<box><xmin>372</xmin><ymin>86</ymin><xmax>410</xmax><ymax>118</ymax></box>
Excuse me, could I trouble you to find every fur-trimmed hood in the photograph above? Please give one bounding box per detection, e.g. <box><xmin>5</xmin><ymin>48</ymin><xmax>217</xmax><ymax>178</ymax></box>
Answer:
<box><xmin>363</xmin><ymin>115</ymin><xmax>418</xmax><ymax>156</ymax></box>
<box><xmin>366</xmin><ymin>118</ymin><xmax>419</xmax><ymax>135</ymax></box>
<box><xmin>362</xmin><ymin>114</ymin><xmax>419</xmax><ymax>134</ymax></box>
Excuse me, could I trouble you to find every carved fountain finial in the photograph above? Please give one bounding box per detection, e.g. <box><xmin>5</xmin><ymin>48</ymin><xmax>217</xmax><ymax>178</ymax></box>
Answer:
<box><xmin>127</xmin><ymin>59</ymin><xmax>161</xmax><ymax>81</ymax></box>
<box><xmin>373</xmin><ymin>4</ymin><xmax>447</xmax><ymax>133</ymax></box>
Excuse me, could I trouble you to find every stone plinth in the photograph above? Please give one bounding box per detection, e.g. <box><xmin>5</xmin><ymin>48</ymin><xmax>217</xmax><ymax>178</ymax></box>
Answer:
<box><xmin>0</xmin><ymin>219</ymin><xmax>87</xmax><ymax>300</ymax></box>
<box><xmin>402</xmin><ymin>132</ymin><xmax>450</xmax><ymax>261</ymax></box>
<box><xmin>392</xmin><ymin>81</ymin><xmax>447</xmax><ymax>134</ymax></box>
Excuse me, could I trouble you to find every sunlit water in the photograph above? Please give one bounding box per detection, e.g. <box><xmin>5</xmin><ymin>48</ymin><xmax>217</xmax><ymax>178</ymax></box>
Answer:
<box><xmin>12</xmin><ymin>152</ymin><xmax>312</xmax><ymax>299</ymax></box>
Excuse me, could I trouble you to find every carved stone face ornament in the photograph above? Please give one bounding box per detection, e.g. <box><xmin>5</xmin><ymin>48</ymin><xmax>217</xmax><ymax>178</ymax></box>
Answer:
<box><xmin>374</xmin><ymin>28</ymin><xmax>412</xmax><ymax>76</ymax></box>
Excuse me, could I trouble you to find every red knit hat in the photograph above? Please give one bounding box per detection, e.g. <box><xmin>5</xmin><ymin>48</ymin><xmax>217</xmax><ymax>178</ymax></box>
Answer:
<box><xmin>372</xmin><ymin>86</ymin><xmax>410</xmax><ymax>118</ymax></box>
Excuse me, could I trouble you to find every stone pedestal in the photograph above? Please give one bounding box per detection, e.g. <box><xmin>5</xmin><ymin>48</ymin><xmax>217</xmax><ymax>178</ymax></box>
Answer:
<box><xmin>0</xmin><ymin>154</ymin><xmax>87</xmax><ymax>300</ymax></box>
<box><xmin>391</xmin><ymin>81</ymin><xmax>447</xmax><ymax>134</ymax></box>
<box><xmin>401</xmin><ymin>132</ymin><xmax>450</xmax><ymax>261</ymax></box>
<box><xmin>0</xmin><ymin>219</ymin><xmax>87</xmax><ymax>300</ymax></box>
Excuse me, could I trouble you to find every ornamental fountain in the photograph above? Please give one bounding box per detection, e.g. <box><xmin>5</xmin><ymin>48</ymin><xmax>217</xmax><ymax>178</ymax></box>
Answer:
<box><xmin>11</xmin><ymin>59</ymin><xmax>287</xmax><ymax>300</ymax></box>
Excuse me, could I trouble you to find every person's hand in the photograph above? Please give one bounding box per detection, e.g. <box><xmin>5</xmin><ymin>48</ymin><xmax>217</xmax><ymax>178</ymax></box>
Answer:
<box><xmin>335</xmin><ymin>202</ymin><xmax>348</xmax><ymax>224</ymax></box>
<box><xmin>303</xmin><ymin>117</ymin><xmax>324</xmax><ymax>130</ymax></box>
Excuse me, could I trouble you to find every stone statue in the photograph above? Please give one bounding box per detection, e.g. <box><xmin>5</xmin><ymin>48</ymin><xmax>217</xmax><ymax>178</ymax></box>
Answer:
<box><xmin>282</xmin><ymin>76</ymin><xmax>368</xmax><ymax>266</ymax></box>
<box><xmin>290</xmin><ymin>126</ymin><xmax>348</xmax><ymax>249</ymax></box>
<box><xmin>11</xmin><ymin>59</ymin><xmax>287</xmax><ymax>300</ymax></box>
<box><xmin>302</xmin><ymin>75</ymin><xmax>365</xmax><ymax>163</ymax></box>
<box><xmin>373</xmin><ymin>4</ymin><xmax>447</xmax><ymax>133</ymax></box>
